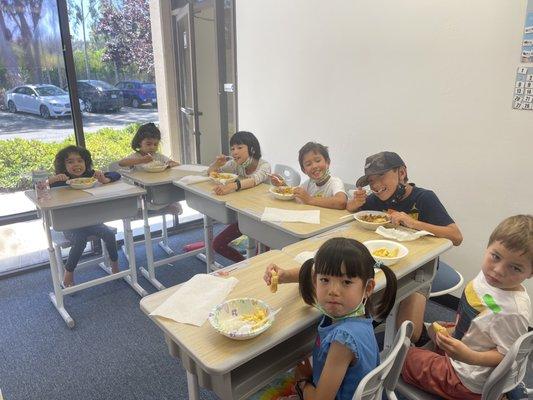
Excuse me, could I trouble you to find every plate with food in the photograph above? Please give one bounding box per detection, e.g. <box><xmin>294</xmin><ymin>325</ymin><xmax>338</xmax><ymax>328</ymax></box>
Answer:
<box><xmin>209</xmin><ymin>171</ymin><xmax>238</xmax><ymax>185</ymax></box>
<box><xmin>363</xmin><ymin>239</ymin><xmax>409</xmax><ymax>266</ymax></box>
<box><xmin>140</xmin><ymin>161</ymin><xmax>168</xmax><ymax>173</ymax></box>
<box><xmin>353</xmin><ymin>210</ymin><xmax>391</xmax><ymax>230</ymax></box>
<box><xmin>208</xmin><ymin>298</ymin><xmax>275</xmax><ymax>340</ymax></box>
<box><xmin>269</xmin><ymin>185</ymin><xmax>295</xmax><ymax>200</ymax></box>
<box><xmin>66</xmin><ymin>177</ymin><xmax>98</xmax><ymax>189</ymax></box>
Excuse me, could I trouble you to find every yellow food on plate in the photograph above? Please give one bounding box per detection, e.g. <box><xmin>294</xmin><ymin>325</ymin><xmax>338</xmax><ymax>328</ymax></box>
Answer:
<box><xmin>241</xmin><ymin>308</ymin><xmax>269</xmax><ymax>329</ymax></box>
<box><xmin>432</xmin><ymin>322</ymin><xmax>450</xmax><ymax>336</ymax></box>
<box><xmin>273</xmin><ymin>186</ymin><xmax>294</xmax><ymax>195</ymax></box>
<box><xmin>372</xmin><ymin>247</ymin><xmax>399</xmax><ymax>258</ymax></box>
<box><xmin>359</xmin><ymin>214</ymin><xmax>390</xmax><ymax>223</ymax></box>
<box><xmin>210</xmin><ymin>172</ymin><xmax>235</xmax><ymax>180</ymax></box>
<box><xmin>270</xmin><ymin>271</ymin><xmax>279</xmax><ymax>293</ymax></box>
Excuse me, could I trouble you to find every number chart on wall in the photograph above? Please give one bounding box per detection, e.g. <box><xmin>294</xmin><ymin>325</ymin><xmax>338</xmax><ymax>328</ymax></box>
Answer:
<box><xmin>513</xmin><ymin>0</ymin><xmax>533</xmax><ymax>110</ymax></box>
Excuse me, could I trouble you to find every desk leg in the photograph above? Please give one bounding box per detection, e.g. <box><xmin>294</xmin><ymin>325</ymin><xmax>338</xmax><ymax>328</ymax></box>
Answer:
<box><xmin>202</xmin><ymin>215</ymin><xmax>215</xmax><ymax>273</ymax></box>
<box><xmin>43</xmin><ymin>211</ymin><xmax>75</xmax><ymax>328</ymax></box>
<box><xmin>139</xmin><ymin>196</ymin><xmax>165</xmax><ymax>290</ymax></box>
<box><xmin>186</xmin><ymin>371</ymin><xmax>200</xmax><ymax>400</ymax></box>
<box><xmin>122</xmin><ymin>218</ymin><xmax>148</xmax><ymax>297</ymax></box>
<box><xmin>246</xmin><ymin>237</ymin><xmax>257</xmax><ymax>259</ymax></box>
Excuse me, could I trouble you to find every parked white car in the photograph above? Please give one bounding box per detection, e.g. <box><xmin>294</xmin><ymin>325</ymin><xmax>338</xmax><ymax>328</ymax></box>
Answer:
<box><xmin>5</xmin><ymin>84</ymin><xmax>83</xmax><ymax>119</ymax></box>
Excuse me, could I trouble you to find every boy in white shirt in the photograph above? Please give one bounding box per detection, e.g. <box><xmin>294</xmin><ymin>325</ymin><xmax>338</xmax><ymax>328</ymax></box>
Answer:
<box><xmin>402</xmin><ymin>215</ymin><xmax>532</xmax><ymax>399</ymax></box>
<box><xmin>294</xmin><ymin>142</ymin><xmax>347</xmax><ymax>210</ymax></box>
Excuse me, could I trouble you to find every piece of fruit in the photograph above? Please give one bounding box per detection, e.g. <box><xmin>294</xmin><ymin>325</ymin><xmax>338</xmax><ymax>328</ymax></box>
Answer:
<box><xmin>432</xmin><ymin>322</ymin><xmax>449</xmax><ymax>336</ymax></box>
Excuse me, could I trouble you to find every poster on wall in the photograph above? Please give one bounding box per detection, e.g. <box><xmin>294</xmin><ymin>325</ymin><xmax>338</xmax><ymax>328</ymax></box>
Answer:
<box><xmin>521</xmin><ymin>1</ymin><xmax>533</xmax><ymax>62</ymax></box>
<box><xmin>513</xmin><ymin>1</ymin><xmax>533</xmax><ymax>110</ymax></box>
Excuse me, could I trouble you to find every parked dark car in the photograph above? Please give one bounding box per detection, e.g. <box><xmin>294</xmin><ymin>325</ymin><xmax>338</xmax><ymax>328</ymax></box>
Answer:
<box><xmin>115</xmin><ymin>81</ymin><xmax>157</xmax><ymax>108</ymax></box>
<box><xmin>76</xmin><ymin>80</ymin><xmax>123</xmax><ymax>113</ymax></box>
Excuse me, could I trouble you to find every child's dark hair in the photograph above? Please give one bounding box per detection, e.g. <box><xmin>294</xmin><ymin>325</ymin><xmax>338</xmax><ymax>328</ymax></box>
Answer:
<box><xmin>229</xmin><ymin>131</ymin><xmax>261</xmax><ymax>160</ymax></box>
<box><xmin>298</xmin><ymin>142</ymin><xmax>330</xmax><ymax>172</ymax></box>
<box><xmin>299</xmin><ymin>237</ymin><xmax>397</xmax><ymax>321</ymax></box>
<box><xmin>54</xmin><ymin>145</ymin><xmax>93</xmax><ymax>175</ymax></box>
<box><xmin>131</xmin><ymin>122</ymin><xmax>161</xmax><ymax>151</ymax></box>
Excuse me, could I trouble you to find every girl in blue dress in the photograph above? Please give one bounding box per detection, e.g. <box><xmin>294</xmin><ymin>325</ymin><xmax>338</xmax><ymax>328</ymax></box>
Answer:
<box><xmin>293</xmin><ymin>237</ymin><xmax>397</xmax><ymax>400</ymax></box>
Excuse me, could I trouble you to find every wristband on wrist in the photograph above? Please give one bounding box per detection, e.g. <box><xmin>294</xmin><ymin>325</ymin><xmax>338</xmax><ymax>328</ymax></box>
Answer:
<box><xmin>295</xmin><ymin>378</ymin><xmax>313</xmax><ymax>399</ymax></box>
<box><xmin>235</xmin><ymin>179</ymin><xmax>242</xmax><ymax>191</ymax></box>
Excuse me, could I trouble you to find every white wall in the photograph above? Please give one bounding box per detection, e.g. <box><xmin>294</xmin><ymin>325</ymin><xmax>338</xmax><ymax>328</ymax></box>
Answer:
<box><xmin>236</xmin><ymin>0</ymin><xmax>533</xmax><ymax>307</ymax></box>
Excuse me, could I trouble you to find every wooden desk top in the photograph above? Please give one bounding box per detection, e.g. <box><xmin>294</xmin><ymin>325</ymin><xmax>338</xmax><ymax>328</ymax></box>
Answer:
<box><xmin>174</xmin><ymin>179</ymin><xmax>270</xmax><ymax>205</ymax></box>
<box><xmin>226</xmin><ymin>184</ymin><xmax>352</xmax><ymax>238</ymax></box>
<box><xmin>282</xmin><ymin>221</ymin><xmax>453</xmax><ymax>283</ymax></box>
<box><xmin>121</xmin><ymin>165</ymin><xmax>207</xmax><ymax>186</ymax></box>
<box><xmin>139</xmin><ymin>250</ymin><xmax>319</xmax><ymax>374</ymax></box>
<box><xmin>25</xmin><ymin>181</ymin><xmax>146</xmax><ymax>211</ymax></box>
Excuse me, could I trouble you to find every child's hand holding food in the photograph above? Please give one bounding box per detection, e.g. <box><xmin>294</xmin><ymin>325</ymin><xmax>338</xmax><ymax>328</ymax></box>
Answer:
<box><xmin>49</xmin><ymin>174</ymin><xmax>69</xmax><ymax>184</ymax></box>
<box><xmin>93</xmin><ymin>170</ymin><xmax>110</xmax><ymax>184</ymax></box>
<box><xmin>140</xmin><ymin>154</ymin><xmax>154</xmax><ymax>164</ymax></box>
<box><xmin>213</xmin><ymin>154</ymin><xmax>227</xmax><ymax>168</ymax></box>
<box><xmin>167</xmin><ymin>160</ymin><xmax>180</xmax><ymax>167</ymax></box>
<box><xmin>435</xmin><ymin>331</ymin><xmax>473</xmax><ymax>364</ymax></box>
<box><xmin>352</xmin><ymin>187</ymin><xmax>367</xmax><ymax>208</ymax></box>
<box><xmin>389</xmin><ymin>210</ymin><xmax>418</xmax><ymax>229</ymax></box>
<box><xmin>263</xmin><ymin>263</ymin><xmax>287</xmax><ymax>286</ymax></box>
<box><xmin>270</xmin><ymin>174</ymin><xmax>286</xmax><ymax>187</ymax></box>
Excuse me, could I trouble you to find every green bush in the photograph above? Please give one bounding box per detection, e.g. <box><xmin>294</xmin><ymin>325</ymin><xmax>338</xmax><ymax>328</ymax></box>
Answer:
<box><xmin>0</xmin><ymin>124</ymin><xmax>139</xmax><ymax>192</ymax></box>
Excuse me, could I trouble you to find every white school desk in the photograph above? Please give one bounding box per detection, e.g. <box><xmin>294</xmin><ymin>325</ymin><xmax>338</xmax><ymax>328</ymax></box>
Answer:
<box><xmin>140</xmin><ymin>250</ymin><xmax>317</xmax><ymax>400</ymax></box>
<box><xmin>225</xmin><ymin>184</ymin><xmax>352</xmax><ymax>249</ymax></box>
<box><xmin>25</xmin><ymin>182</ymin><xmax>147</xmax><ymax>328</ymax></box>
<box><xmin>281</xmin><ymin>221</ymin><xmax>453</xmax><ymax>350</ymax></box>
<box><xmin>120</xmin><ymin>165</ymin><xmax>207</xmax><ymax>289</ymax></box>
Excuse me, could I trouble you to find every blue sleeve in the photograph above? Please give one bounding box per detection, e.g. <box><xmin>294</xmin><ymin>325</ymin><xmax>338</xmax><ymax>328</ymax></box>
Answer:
<box><xmin>360</xmin><ymin>194</ymin><xmax>384</xmax><ymax>211</ymax></box>
<box><xmin>50</xmin><ymin>180</ymin><xmax>67</xmax><ymax>188</ymax></box>
<box><xmin>104</xmin><ymin>171</ymin><xmax>121</xmax><ymax>182</ymax></box>
<box><xmin>417</xmin><ymin>190</ymin><xmax>454</xmax><ymax>226</ymax></box>
<box><xmin>329</xmin><ymin>328</ymin><xmax>360</xmax><ymax>359</ymax></box>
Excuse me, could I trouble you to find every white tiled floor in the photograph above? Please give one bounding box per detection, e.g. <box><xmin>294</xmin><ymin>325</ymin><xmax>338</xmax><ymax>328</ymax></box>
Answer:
<box><xmin>0</xmin><ymin>201</ymin><xmax>202</xmax><ymax>274</ymax></box>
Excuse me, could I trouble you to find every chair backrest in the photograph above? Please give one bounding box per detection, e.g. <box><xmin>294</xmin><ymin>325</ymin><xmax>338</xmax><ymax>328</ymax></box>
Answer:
<box><xmin>108</xmin><ymin>161</ymin><xmax>122</xmax><ymax>172</ymax></box>
<box><xmin>482</xmin><ymin>330</ymin><xmax>533</xmax><ymax>400</ymax></box>
<box><xmin>352</xmin><ymin>320</ymin><xmax>413</xmax><ymax>400</ymax></box>
<box><xmin>273</xmin><ymin>164</ymin><xmax>301</xmax><ymax>186</ymax></box>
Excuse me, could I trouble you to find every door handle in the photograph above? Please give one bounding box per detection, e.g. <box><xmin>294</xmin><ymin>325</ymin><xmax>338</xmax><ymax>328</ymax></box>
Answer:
<box><xmin>180</xmin><ymin>106</ymin><xmax>203</xmax><ymax>116</ymax></box>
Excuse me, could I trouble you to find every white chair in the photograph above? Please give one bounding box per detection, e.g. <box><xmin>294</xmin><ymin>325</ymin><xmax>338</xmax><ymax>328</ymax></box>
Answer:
<box><xmin>396</xmin><ymin>330</ymin><xmax>533</xmax><ymax>400</ymax></box>
<box><xmin>430</xmin><ymin>261</ymin><xmax>464</xmax><ymax>298</ymax></box>
<box><xmin>273</xmin><ymin>164</ymin><xmax>301</xmax><ymax>186</ymax></box>
<box><xmin>352</xmin><ymin>320</ymin><xmax>414</xmax><ymax>400</ymax></box>
<box><xmin>108</xmin><ymin>162</ymin><xmax>175</xmax><ymax>258</ymax></box>
<box><xmin>51</xmin><ymin>228</ymin><xmax>117</xmax><ymax>284</ymax></box>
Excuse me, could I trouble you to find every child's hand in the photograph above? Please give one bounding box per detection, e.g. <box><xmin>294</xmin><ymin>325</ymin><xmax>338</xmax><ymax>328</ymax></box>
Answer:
<box><xmin>389</xmin><ymin>211</ymin><xmax>418</xmax><ymax>229</ymax></box>
<box><xmin>293</xmin><ymin>187</ymin><xmax>312</xmax><ymax>204</ymax></box>
<box><xmin>213</xmin><ymin>154</ymin><xmax>227</xmax><ymax>167</ymax></box>
<box><xmin>435</xmin><ymin>333</ymin><xmax>473</xmax><ymax>364</ymax></box>
<box><xmin>212</xmin><ymin>184</ymin><xmax>233</xmax><ymax>196</ymax></box>
<box><xmin>353</xmin><ymin>187</ymin><xmax>367</xmax><ymax>207</ymax></box>
<box><xmin>295</xmin><ymin>358</ymin><xmax>313</xmax><ymax>381</ymax></box>
<box><xmin>93</xmin><ymin>170</ymin><xmax>111</xmax><ymax>184</ymax></box>
<box><xmin>270</xmin><ymin>174</ymin><xmax>286</xmax><ymax>186</ymax></box>
<box><xmin>167</xmin><ymin>160</ymin><xmax>180</xmax><ymax>167</ymax></box>
<box><xmin>263</xmin><ymin>263</ymin><xmax>287</xmax><ymax>285</ymax></box>
<box><xmin>140</xmin><ymin>154</ymin><xmax>154</xmax><ymax>164</ymax></box>
<box><xmin>51</xmin><ymin>174</ymin><xmax>69</xmax><ymax>184</ymax></box>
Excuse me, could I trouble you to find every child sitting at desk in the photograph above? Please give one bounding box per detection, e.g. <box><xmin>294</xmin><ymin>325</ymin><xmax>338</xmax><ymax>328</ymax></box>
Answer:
<box><xmin>261</xmin><ymin>238</ymin><xmax>397</xmax><ymax>400</ymax></box>
<box><xmin>402</xmin><ymin>215</ymin><xmax>532</xmax><ymax>399</ymax></box>
<box><xmin>289</xmin><ymin>142</ymin><xmax>347</xmax><ymax>210</ymax></box>
<box><xmin>207</xmin><ymin>130</ymin><xmax>271</xmax><ymax>262</ymax></box>
<box><xmin>48</xmin><ymin>145</ymin><xmax>121</xmax><ymax>287</ymax></box>
<box><xmin>346</xmin><ymin>151</ymin><xmax>463</xmax><ymax>344</ymax></box>
<box><xmin>118</xmin><ymin>122</ymin><xmax>182</xmax><ymax>215</ymax></box>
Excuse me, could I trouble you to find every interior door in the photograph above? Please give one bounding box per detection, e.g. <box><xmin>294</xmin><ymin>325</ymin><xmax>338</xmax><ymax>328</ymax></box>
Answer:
<box><xmin>174</xmin><ymin>4</ymin><xmax>201</xmax><ymax>164</ymax></box>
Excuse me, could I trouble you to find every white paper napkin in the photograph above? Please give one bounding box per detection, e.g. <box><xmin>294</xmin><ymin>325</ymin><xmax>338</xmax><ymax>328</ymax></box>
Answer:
<box><xmin>150</xmin><ymin>274</ymin><xmax>238</xmax><ymax>326</ymax></box>
<box><xmin>173</xmin><ymin>164</ymin><xmax>209</xmax><ymax>173</ymax></box>
<box><xmin>82</xmin><ymin>181</ymin><xmax>134</xmax><ymax>196</ymax></box>
<box><xmin>261</xmin><ymin>207</ymin><xmax>320</xmax><ymax>224</ymax></box>
<box><xmin>176</xmin><ymin>175</ymin><xmax>211</xmax><ymax>185</ymax></box>
<box><xmin>375</xmin><ymin>226</ymin><xmax>434</xmax><ymax>242</ymax></box>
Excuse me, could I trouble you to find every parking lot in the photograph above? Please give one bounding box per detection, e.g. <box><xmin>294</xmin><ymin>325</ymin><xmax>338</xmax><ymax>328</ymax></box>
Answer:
<box><xmin>0</xmin><ymin>105</ymin><xmax>159</xmax><ymax>142</ymax></box>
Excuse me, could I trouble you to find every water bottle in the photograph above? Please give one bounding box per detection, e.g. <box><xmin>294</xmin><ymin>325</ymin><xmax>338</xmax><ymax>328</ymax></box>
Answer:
<box><xmin>32</xmin><ymin>169</ymin><xmax>51</xmax><ymax>201</ymax></box>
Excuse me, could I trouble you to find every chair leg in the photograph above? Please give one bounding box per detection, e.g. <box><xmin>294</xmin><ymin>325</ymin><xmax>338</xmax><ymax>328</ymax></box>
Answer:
<box><xmin>158</xmin><ymin>215</ymin><xmax>174</xmax><ymax>256</ymax></box>
<box><xmin>99</xmin><ymin>238</ymin><xmax>112</xmax><ymax>274</ymax></box>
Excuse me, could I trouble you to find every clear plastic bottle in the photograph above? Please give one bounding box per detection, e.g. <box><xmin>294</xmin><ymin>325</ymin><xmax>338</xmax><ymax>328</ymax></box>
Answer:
<box><xmin>32</xmin><ymin>169</ymin><xmax>51</xmax><ymax>201</ymax></box>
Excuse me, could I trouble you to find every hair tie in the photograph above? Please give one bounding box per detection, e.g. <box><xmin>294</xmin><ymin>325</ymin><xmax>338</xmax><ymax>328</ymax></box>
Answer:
<box><xmin>374</xmin><ymin>261</ymin><xmax>384</xmax><ymax>269</ymax></box>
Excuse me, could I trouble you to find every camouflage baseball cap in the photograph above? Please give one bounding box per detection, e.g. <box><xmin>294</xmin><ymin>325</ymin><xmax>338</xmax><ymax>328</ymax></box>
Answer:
<box><xmin>355</xmin><ymin>151</ymin><xmax>406</xmax><ymax>187</ymax></box>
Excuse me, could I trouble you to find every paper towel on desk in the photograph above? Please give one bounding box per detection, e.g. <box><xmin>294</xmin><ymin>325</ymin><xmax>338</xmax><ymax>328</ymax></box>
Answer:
<box><xmin>150</xmin><ymin>274</ymin><xmax>238</xmax><ymax>326</ymax></box>
<box><xmin>82</xmin><ymin>181</ymin><xmax>134</xmax><ymax>196</ymax></box>
<box><xmin>261</xmin><ymin>207</ymin><xmax>320</xmax><ymax>224</ymax></box>
<box><xmin>176</xmin><ymin>175</ymin><xmax>211</xmax><ymax>185</ymax></box>
<box><xmin>375</xmin><ymin>226</ymin><xmax>434</xmax><ymax>242</ymax></box>
<box><xmin>173</xmin><ymin>164</ymin><xmax>208</xmax><ymax>173</ymax></box>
